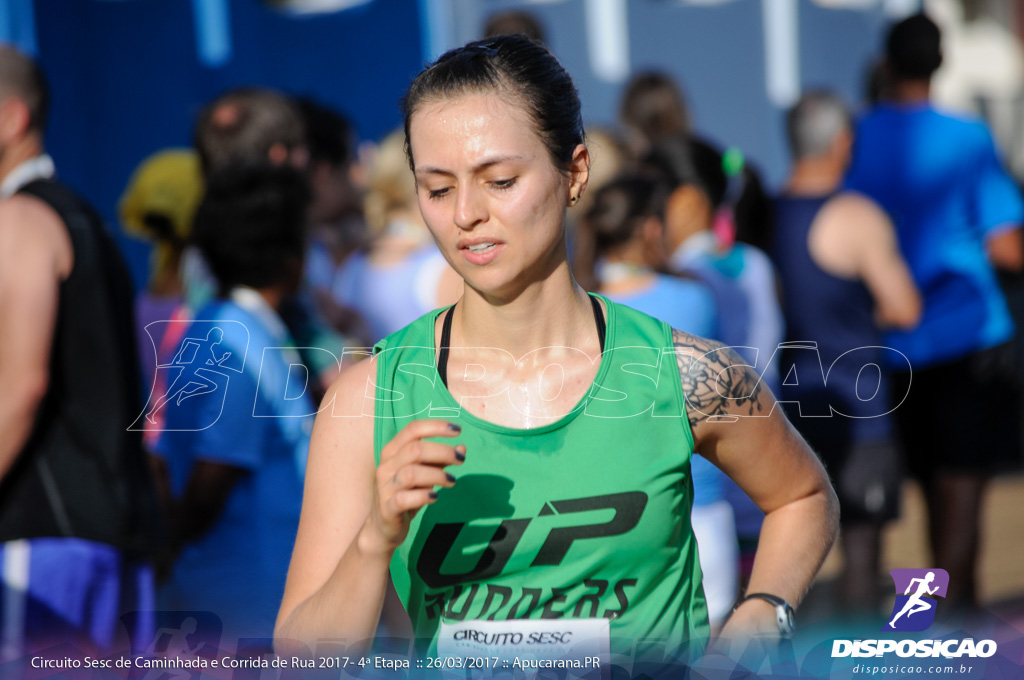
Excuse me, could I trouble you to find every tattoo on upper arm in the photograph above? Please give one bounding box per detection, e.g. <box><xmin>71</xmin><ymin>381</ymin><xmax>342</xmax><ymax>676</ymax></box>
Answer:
<box><xmin>672</xmin><ymin>328</ymin><xmax>765</xmax><ymax>431</ymax></box>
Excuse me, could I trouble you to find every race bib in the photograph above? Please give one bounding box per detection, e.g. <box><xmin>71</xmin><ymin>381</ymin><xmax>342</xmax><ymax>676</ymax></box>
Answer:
<box><xmin>437</xmin><ymin>618</ymin><xmax>609</xmax><ymax>677</ymax></box>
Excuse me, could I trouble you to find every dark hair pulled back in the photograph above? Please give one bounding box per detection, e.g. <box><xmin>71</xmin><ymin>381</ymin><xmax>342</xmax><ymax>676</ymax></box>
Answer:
<box><xmin>585</xmin><ymin>174</ymin><xmax>669</xmax><ymax>255</ymax></box>
<box><xmin>643</xmin><ymin>134</ymin><xmax>727</xmax><ymax>209</ymax></box>
<box><xmin>402</xmin><ymin>35</ymin><xmax>584</xmax><ymax>172</ymax></box>
<box><xmin>192</xmin><ymin>163</ymin><xmax>310</xmax><ymax>295</ymax></box>
<box><xmin>572</xmin><ymin>173</ymin><xmax>668</xmax><ymax>291</ymax></box>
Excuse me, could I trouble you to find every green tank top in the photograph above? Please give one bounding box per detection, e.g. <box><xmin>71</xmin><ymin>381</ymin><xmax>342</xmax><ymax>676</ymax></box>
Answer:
<box><xmin>373</xmin><ymin>295</ymin><xmax>709</xmax><ymax>665</ymax></box>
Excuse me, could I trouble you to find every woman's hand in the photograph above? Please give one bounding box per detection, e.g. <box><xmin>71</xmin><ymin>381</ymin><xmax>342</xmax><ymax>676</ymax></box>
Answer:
<box><xmin>361</xmin><ymin>419</ymin><xmax>465</xmax><ymax>555</ymax></box>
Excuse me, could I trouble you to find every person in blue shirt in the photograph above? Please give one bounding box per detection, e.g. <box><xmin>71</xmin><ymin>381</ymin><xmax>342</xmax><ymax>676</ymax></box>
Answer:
<box><xmin>187</xmin><ymin>89</ymin><xmax>348</xmax><ymax>397</ymax></box>
<box><xmin>845</xmin><ymin>13</ymin><xmax>1024</xmax><ymax>609</ymax></box>
<box><xmin>153</xmin><ymin>164</ymin><xmax>316</xmax><ymax>643</ymax></box>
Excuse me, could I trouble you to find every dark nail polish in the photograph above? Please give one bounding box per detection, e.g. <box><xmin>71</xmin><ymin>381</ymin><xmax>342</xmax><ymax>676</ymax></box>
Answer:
<box><xmin>446</xmin><ymin>473</ymin><xmax>456</xmax><ymax>483</ymax></box>
<box><xmin>448</xmin><ymin>423</ymin><xmax>462</xmax><ymax>433</ymax></box>
<box><xmin>429</xmin><ymin>491</ymin><xmax>439</xmax><ymax>499</ymax></box>
<box><xmin>455</xmin><ymin>451</ymin><xmax>466</xmax><ymax>462</ymax></box>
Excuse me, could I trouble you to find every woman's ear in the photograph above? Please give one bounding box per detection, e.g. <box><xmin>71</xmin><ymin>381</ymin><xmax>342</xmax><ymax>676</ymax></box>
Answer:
<box><xmin>568</xmin><ymin>143</ymin><xmax>591</xmax><ymax>205</ymax></box>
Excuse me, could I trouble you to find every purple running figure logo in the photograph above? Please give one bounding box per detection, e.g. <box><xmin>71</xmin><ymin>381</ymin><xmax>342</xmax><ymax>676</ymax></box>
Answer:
<box><xmin>883</xmin><ymin>568</ymin><xmax>949</xmax><ymax>632</ymax></box>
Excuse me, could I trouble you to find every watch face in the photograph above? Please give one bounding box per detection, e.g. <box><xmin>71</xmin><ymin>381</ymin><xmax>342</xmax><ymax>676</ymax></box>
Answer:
<box><xmin>743</xmin><ymin>594</ymin><xmax>795</xmax><ymax>636</ymax></box>
<box><xmin>783</xmin><ymin>607</ymin><xmax>796</xmax><ymax>635</ymax></box>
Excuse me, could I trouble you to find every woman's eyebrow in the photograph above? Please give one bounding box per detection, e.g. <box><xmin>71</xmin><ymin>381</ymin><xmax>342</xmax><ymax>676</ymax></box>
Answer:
<box><xmin>415</xmin><ymin>155</ymin><xmax>525</xmax><ymax>178</ymax></box>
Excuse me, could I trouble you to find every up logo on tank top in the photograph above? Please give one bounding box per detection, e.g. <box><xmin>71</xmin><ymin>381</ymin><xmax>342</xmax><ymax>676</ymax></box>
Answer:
<box><xmin>412</xmin><ymin>492</ymin><xmax>648</xmax><ymax>621</ymax></box>
<box><xmin>416</xmin><ymin>491</ymin><xmax>648</xmax><ymax>588</ymax></box>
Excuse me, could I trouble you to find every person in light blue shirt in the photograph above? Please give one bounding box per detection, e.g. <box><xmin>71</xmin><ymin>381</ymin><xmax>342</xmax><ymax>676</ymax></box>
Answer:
<box><xmin>153</xmin><ymin>164</ymin><xmax>315</xmax><ymax>642</ymax></box>
<box><xmin>644</xmin><ymin>135</ymin><xmax>778</xmax><ymax>588</ymax></box>
<box><xmin>579</xmin><ymin>173</ymin><xmax>738</xmax><ymax>628</ymax></box>
<box><xmin>845</xmin><ymin>13</ymin><xmax>1024</xmax><ymax>608</ymax></box>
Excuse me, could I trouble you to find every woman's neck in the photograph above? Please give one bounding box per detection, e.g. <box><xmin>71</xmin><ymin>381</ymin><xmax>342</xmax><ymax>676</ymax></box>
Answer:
<box><xmin>454</xmin><ymin>263</ymin><xmax>598</xmax><ymax>357</ymax></box>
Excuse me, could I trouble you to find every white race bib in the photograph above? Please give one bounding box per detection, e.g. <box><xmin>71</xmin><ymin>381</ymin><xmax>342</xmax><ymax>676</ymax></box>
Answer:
<box><xmin>437</xmin><ymin>618</ymin><xmax>609</xmax><ymax>677</ymax></box>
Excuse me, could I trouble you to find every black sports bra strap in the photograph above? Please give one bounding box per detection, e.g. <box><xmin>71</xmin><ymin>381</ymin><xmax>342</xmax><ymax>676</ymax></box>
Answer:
<box><xmin>438</xmin><ymin>296</ymin><xmax>605</xmax><ymax>389</ymax></box>
<box><xmin>591</xmin><ymin>294</ymin><xmax>606</xmax><ymax>353</ymax></box>
<box><xmin>438</xmin><ymin>304</ymin><xmax>456</xmax><ymax>388</ymax></box>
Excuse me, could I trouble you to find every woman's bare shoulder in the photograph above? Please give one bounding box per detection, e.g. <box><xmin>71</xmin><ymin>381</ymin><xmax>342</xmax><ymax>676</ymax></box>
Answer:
<box><xmin>312</xmin><ymin>355</ymin><xmax>379</xmax><ymax>448</ymax></box>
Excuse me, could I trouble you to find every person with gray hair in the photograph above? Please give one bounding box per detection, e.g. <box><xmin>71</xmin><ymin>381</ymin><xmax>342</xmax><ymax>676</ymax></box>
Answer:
<box><xmin>785</xmin><ymin>90</ymin><xmax>851</xmax><ymax>164</ymax></box>
<box><xmin>772</xmin><ymin>89</ymin><xmax>921</xmax><ymax>613</ymax></box>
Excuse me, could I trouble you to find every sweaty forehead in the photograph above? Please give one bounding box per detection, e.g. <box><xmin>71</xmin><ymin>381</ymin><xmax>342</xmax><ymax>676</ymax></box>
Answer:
<box><xmin>409</xmin><ymin>92</ymin><xmax>543</xmax><ymax>168</ymax></box>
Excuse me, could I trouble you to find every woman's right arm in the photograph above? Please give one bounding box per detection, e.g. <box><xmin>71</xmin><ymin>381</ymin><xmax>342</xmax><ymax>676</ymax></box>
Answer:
<box><xmin>274</xmin><ymin>358</ymin><xmax>464</xmax><ymax>653</ymax></box>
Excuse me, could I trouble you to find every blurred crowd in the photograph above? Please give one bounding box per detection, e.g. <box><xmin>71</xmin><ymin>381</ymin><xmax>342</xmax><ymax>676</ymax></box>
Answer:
<box><xmin>0</xmin><ymin>6</ymin><xmax>1022</xmax><ymax>659</ymax></box>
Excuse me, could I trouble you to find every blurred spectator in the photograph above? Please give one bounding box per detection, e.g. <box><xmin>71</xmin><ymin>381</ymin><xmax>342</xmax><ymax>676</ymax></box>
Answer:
<box><xmin>119</xmin><ymin>149</ymin><xmax>203</xmax><ymax>392</ymax></box>
<box><xmin>619</xmin><ymin>72</ymin><xmax>774</xmax><ymax>252</ymax></box>
<box><xmin>154</xmin><ymin>163</ymin><xmax>314</xmax><ymax>641</ymax></box>
<box><xmin>0</xmin><ymin>45</ymin><xmax>158</xmax><ymax>656</ymax></box>
<box><xmin>193</xmin><ymin>87</ymin><xmax>307</xmax><ymax>176</ymax></box>
<box><xmin>483</xmin><ymin>9</ymin><xmax>546</xmax><ymax>44</ymax></box>
<box><xmin>645</xmin><ymin>134</ymin><xmax>783</xmax><ymax>580</ymax></box>
<box><xmin>619</xmin><ymin>71</ymin><xmax>692</xmax><ymax>160</ymax></box>
<box><xmin>928</xmin><ymin>0</ymin><xmax>1024</xmax><ymax>179</ymax></box>
<box><xmin>846</xmin><ymin>12</ymin><xmax>1024</xmax><ymax>609</ymax></box>
<box><xmin>184</xmin><ymin>88</ymin><xmax>308</xmax><ymax>310</ymax></box>
<box><xmin>191</xmin><ymin>87</ymin><xmax>347</xmax><ymax>392</ymax></box>
<box><xmin>330</xmin><ymin>130</ymin><xmax>462</xmax><ymax>343</ymax></box>
<box><xmin>580</xmin><ymin>174</ymin><xmax>738</xmax><ymax>627</ymax></box>
<box><xmin>296</xmin><ymin>97</ymin><xmax>373</xmax><ymax>346</ymax></box>
<box><xmin>773</xmin><ymin>90</ymin><xmax>920</xmax><ymax>612</ymax></box>
<box><xmin>646</xmin><ymin>135</ymin><xmax>783</xmax><ymax>392</ymax></box>
<box><xmin>296</xmin><ymin>97</ymin><xmax>363</xmax><ymax>246</ymax></box>
<box><xmin>571</xmin><ymin>126</ymin><xmax>628</xmax><ymax>290</ymax></box>
<box><xmin>580</xmin><ymin>173</ymin><xmax>716</xmax><ymax>338</ymax></box>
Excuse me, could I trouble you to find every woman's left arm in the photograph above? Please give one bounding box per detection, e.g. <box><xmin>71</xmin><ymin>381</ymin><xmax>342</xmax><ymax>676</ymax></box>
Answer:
<box><xmin>672</xmin><ymin>328</ymin><xmax>839</xmax><ymax>638</ymax></box>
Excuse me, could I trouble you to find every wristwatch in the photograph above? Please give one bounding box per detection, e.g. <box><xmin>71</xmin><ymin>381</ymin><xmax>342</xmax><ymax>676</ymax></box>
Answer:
<box><xmin>736</xmin><ymin>593</ymin><xmax>795</xmax><ymax>638</ymax></box>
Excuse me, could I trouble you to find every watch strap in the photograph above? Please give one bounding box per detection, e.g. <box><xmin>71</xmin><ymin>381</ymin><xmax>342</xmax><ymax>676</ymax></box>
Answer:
<box><xmin>737</xmin><ymin>592</ymin><xmax>795</xmax><ymax>637</ymax></box>
<box><xmin>740</xmin><ymin>592</ymin><xmax>788</xmax><ymax>609</ymax></box>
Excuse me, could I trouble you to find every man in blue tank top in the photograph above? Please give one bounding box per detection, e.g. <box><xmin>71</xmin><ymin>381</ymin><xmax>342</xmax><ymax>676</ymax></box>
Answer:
<box><xmin>773</xmin><ymin>90</ymin><xmax>920</xmax><ymax>612</ymax></box>
<box><xmin>845</xmin><ymin>13</ymin><xmax>1024</xmax><ymax>609</ymax></box>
